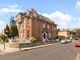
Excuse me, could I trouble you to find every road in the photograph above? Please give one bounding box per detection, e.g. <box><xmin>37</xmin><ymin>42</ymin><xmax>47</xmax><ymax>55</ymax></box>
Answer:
<box><xmin>0</xmin><ymin>41</ymin><xmax>80</xmax><ymax>60</ymax></box>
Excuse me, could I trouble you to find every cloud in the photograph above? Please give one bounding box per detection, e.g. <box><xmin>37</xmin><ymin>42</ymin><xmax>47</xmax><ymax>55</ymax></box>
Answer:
<box><xmin>0</xmin><ymin>8</ymin><xmax>21</xmax><ymax>13</ymax></box>
<box><xmin>7</xmin><ymin>4</ymin><xmax>19</xmax><ymax>8</ymax></box>
<box><xmin>0</xmin><ymin>20</ymin><xmax>6</xmax><ymax>32</ymax></box>
<box><xmin>0</xmin><ymin>4</ymin><xmax>22</xmax><ymax>32</ymax></box>
<box><xmin>72</xmin><ymin>17</ymin><xmax>80</xmax><ymax>28</ymax></box>
<box><xmin>0</xmin><ymin>4</ymin><xmax>22</xmax><ymax>14</ymax></box>
<box><xmin>43</xmin><ymin>11</ymin><xmax>72</xmax><ymax>28</ymax></box>
<box><xmin>75</xmin><ymin>0</ymin><xmax>80</xmax><ymax>9</ymax></box>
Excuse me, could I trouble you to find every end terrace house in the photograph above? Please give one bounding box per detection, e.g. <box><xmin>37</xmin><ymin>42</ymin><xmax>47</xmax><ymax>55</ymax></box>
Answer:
<box><xmin>16</xmin><ymin>8</ymin><xmax>57</xmax><ymax>41</ymax></box>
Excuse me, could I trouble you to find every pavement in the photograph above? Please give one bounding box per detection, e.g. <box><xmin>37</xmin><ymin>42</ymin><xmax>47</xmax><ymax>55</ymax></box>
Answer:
<box><xmin>0</xmin><ymin>42</ymin><xmax>59</xmax><ymax>54</ymax></box>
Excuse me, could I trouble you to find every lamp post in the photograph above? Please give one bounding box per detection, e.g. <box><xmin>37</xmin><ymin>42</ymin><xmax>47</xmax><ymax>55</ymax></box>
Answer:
<box><xmin>4</xmin><ymin>28</ymin><xmax>8</xmax><ymax>50</ymax></box>
<box><xmin>3</xmin><ymin>29</ymin><xmax>6</xmax><ymax>50</ymax></box>
<box><xmin>3</xmin><ymin>35</ymin><xmax>5</xmax><ymax>50</ymax></box>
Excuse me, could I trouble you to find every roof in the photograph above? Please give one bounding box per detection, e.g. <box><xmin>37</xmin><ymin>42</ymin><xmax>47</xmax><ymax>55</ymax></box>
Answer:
<box><xmin>16</xmin><ymin>8</ymin><xmax>56</xmax><ymax>25</ymax></box>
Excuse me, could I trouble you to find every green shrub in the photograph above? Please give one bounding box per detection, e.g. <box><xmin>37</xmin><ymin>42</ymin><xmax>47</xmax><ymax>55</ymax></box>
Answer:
<box><xmin>0</xmin><ymin>34</ymin><xmax>8</xmax><ymax>43</ymax></box>
<box><xmin>30</xmin><ymin>37</ymin><xmax>37</xmax><ymax>43</ymax></box>
<box><xmin>0</xmin><ymin>38</ymin><xmax>2</xmax><ymax>42</ymax></box>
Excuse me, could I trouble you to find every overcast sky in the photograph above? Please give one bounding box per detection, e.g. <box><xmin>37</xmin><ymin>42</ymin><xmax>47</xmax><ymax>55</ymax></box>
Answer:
<box><xmin>0</xmin><ymin>0</ymin><xmax>80</xmax><ymax>32</ymax></box>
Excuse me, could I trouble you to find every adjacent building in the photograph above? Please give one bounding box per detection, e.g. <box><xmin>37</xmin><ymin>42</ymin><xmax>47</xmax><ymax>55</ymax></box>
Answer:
<box><xmin>58</xmin><ymin>30</ymin><xmax>76</xmax><ymax>39</ymax></box>
<box><xmin>16</xmin><ymin>8</ymin><xmax>57</xmax><ymax>41</ymax></box>
<box><xmin>58</xmin><ymin>31</ymin><xmax>69</xmax><ymax>38</ymax></box>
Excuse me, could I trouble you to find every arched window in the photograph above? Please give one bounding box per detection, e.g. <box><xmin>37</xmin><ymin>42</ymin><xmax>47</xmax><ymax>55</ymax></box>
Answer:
<box><xmin>47</xmin><ymin>25</ymin><xmax>49</xmax><ymax>29</ymax></box>
<box><xmin>43</xmin><ymin>23</ymin><xmax>45</xmax><ymax>28</ymax></box>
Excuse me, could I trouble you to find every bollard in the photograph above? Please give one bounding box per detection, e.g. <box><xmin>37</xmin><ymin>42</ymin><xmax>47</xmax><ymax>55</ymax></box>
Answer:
<box><xmin>19</xmin><ymin>43</ymin><xmax>22</xmax><ymax>51</ymax></box>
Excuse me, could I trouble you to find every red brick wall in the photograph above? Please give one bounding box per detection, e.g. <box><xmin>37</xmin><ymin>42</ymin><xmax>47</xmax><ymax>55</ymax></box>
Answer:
<box><xmin>16</xmin><ymin>15</ymin><xmax>57</xmax><ymax>40</ymax></box>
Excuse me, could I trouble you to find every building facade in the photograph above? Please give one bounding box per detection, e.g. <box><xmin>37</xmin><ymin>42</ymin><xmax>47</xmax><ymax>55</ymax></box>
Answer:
<box><xmin>58</xmin><ymin>30</ymin><xmax>76</xmax><ymax>40</ymax></box>
<box><xmin>58</xmin><ymin>31</ymin><xmax>69</xmax><ymax>38</ymax></box>
<box><xmin>16</xmin><ymin>8</ymin><xmax>57</xmax><ymax>41</ymax></box>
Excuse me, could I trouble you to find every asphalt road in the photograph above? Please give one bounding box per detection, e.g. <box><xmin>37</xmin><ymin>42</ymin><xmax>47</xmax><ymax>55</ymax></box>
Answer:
<box><xmin>0</xmin><ymin>41</ymin><xmax>80</xmax><ymax>60</ymax></box>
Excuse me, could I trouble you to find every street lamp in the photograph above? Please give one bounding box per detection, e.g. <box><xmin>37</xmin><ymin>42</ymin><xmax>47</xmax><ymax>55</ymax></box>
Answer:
<box><xmin>4</xmin><ymin>29</ymin><xmax>9</xmax><ymax>50</ymax></box>
<box><xmin>3</xmin><ymin>29</ymin><xmax>6</xmax><ymax>50</ymax></box>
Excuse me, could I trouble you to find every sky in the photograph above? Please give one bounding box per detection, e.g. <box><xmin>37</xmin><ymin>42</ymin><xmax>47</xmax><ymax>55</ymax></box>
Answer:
<box><xmin>0</xmin><ymin>0</ymin><xmax>80</xmax><ymax>32</ymax></box>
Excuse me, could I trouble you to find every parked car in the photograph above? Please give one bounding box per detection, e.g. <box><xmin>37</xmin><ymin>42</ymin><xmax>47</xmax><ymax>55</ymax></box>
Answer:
<box><xmin>61</xmin><ymin>39</ymin><xmax>72</xmax><ymax>44</ymax></box>
<box><xmin>60</xmin><ymin>40</ymin><xmax>67</xmax><ymax>44</ymax></box>
<box><xmin>75</xmin><ymin>41</ymin><xmax>80</xmax><ymax>47</ymax></box>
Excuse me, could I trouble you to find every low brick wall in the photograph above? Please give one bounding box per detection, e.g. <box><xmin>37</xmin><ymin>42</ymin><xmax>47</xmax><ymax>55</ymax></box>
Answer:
<box><xmin>9</xmin><ymin>43</ymin><xmax>20</xmax><ymax>48</ymax></box>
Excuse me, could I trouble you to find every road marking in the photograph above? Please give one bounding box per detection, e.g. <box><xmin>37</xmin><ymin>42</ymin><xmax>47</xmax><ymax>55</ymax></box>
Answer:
<box><xmin>75</xmin><ymin>53</ymin><xmax>80</xmax><ymax>60</ymax></box>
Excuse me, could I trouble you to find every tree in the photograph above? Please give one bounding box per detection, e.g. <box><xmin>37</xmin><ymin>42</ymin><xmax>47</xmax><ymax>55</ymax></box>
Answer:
<box><xmin>10</xmin><ymin>16</ymin><xmax>18</xmax><ymax>39</ymax></box>
<box><xmin>4</xmin><ymin>16</ymin><xmax>19</xmax><ymax>39</ymax></box>
<box><xmin>0</xmin><ymin>34</ymin><xmax>8</xmax><ymax>50</ymax></box>
<box><xmin>10</xmin><ymin>16</ymin><xmax>15</xmax><ymax>25</ymax></box>
<box><xmin>4</xmin><ymin>25</ymin><xmax>10</xmax><ymax>38</ymax></box>
<box><xmin>74</xmin><ymin>28</ymin><xmax>80</xmax><ymax>36</ymax></box>
<box><xmin>57</xmin><ymin>28</ymin><xmax>61</xmax><ymax>32</ymax></box>
<box><xmin>0</xmin><ymin>34</ymin><xmax>8</xmax><ymax>42</ymax></box>
<box><xmin>10</xmin><ymin>24</ymin><xmax>18</xmax><ymax>39</ymax></box>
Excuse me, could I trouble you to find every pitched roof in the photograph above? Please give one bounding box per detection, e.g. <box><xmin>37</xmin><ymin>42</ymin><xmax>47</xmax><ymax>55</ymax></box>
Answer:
<box><xmin>16</xmin><ymin>8</ymin><xmax>56</xmax><ymax>25</ymax></box>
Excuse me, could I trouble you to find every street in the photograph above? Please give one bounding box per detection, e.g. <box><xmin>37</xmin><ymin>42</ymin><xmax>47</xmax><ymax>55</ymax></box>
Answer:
<box><xmin>0</xmin><ymin>41</ymin><xmax>80</xmax><ymax>60</ymax></box>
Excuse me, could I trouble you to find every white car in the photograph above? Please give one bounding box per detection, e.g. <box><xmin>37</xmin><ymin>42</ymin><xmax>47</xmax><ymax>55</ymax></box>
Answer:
<box><xmin>61</xmin><ymin>40</ymin><xmax>67</xmax><ymax>44</ymax></box>
<box><xmin>61</xmin><ymin>39</ymin><xmax>72</xmax><ymax>44</ymax></box>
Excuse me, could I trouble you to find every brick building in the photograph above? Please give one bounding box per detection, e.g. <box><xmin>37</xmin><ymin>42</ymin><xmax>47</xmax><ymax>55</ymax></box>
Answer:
<box><xmin>16</xmin><ymin>8</ymin><xmax>57</xmax><ymax>41</ymax></box>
